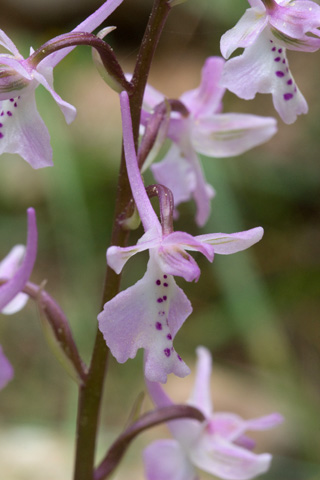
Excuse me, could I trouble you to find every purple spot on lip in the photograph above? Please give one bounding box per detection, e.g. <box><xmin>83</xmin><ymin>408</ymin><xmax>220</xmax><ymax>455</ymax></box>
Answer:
<box><xmin>284</xmin><ymin>93</ymin><xmax>293</xmax><ymax>101</ymax></box>
<box><xmin>167</xmin><ymin>334</ymin><xmax>172</xmax><ymax>340</ymax></box>
<box><xmin>9</xmin><ymin>98</ymin><xmax>14</xmax><ymax>102</ymax></box>
<box><xmin>156</xmin><ymin>322</ymin><xmax>162</xmax><ymax>330</ymax></box>
<box><xmin>276</xmin><ymin>71</ymin><xmax>285</xmax><ymax>77</ymax></box>
<box><xmin>272</xmin><ymin>47</ymin><xmax>276</xmax><ymax>51</ymax></box>
<box><xmin>274</xmin><ymin>57</ymin><xmax>281</xmax><ymax>62</ymax></box>
<box><xmin>287</xmin><ymin>79</ymin><xmax>293</xmax><ymax>85</ymax></box>
<box><xmin>0</xmin><ymin>132</ymin><xmax>3</xmax><ymax>139</ymax></box>
<box><xmin>7</xmin><ymin>111</ymin><xmax>12</xmax><ymax>116</ymax></box>
<box><xmin>278</xmin><ymin>48</ymin><xmax>283</xmax><ymax>53</ymax></box>
<box><xmin>164</xmin><ymin>348</ymin><xmax>171</xmax><ymax>357</ymax></box>
<box><xmin>0</xmin><ymin>112</ymin><xmax>4</xmax><ymax>116</ymax></box>
<box><xmin>177</xmin><ymin>354</ymin><xmax>182</xmax><ymax>361</ymax></box>
<box><xmin>156</xmin><ymin>279</ymin><xmax>161</xmax><ymax>286</ymax></box>
<box><xmin>158</xmin><ymin>311</ymin><xmax>165</xmax><ymax>316</ymax></box>
<box><xmin>14</xmin><ymin>103</ymin><xmax>17</xmax><ymax>107</ymax></box>
<box><xmin>163</xmin><ymin>275</ymin><xmax>167</xmax><ymax>279</ymax></box>
<box><xmin>0</xmin><ymin>123</ymin><xmax>2</xmax><ymax>127</ymax></box>
<box><xmin>163</xmin><ymin>282</ymin><xmax>168</xmax><ymax>287</ymax></box>
<box><xmin>157</xmin><ymin>298</ymin><xmax>163</xmax><ymax>303</ymax></box>
<box><xmin>163</xmin><ymin>296</ymin><xmax>167</xmax><ymax>301</ymax></box>
<box><xmin>282</xmin><ymin>59</ymin><xmax>286</xmax><ymax>64</ymax></box>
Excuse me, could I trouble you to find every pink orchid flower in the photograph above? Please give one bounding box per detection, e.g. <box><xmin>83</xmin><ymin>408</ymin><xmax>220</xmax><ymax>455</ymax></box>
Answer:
<box><xmin>0</xmin><ymin>0</ymin><xmax>123</xmax><ymax>168</ymax></box>
<box><xmin>0</xmin><ymin>344</ymin><xmax>13</xmax><ymax>390</ymax></box>
<box><xmin>142</xmin><ymin>56</ymin><xmax>277</xmax><ymax>227</ymax></box>
<box><xmin>220</xmin><ymin>0</ymin><xmax>320</xmax><ymax>124</ymax></box>
<box><xmin>144</xmin><ymin>346</ymin><xmax>284</xmax><ymax>480</ymax></box>
<box><xmin>98</xmin><ymin>92</ymin><xmax>264</xmax><ymax>383</ymax></box>
<box><xmin>0</xmin><ymin>208</ymin><xmax>37</xmax><ymax>313</ymax></box>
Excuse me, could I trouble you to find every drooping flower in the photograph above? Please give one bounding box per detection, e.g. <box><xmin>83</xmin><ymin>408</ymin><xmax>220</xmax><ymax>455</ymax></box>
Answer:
<box><xmin>220</xmin><ymin>0</ymin><xmax>320</xmax><ymax>124</ymax></box>
<box><xmin>97</xmin><ymin>91</ymin><xmax>264</xmax><ymax>383</ymax></box>
<box><xmin>0</xmin><ymin>0</ymin><xmax>123</xmax><ymax>167</ymax></box>
<box><xmin>142</xmin><ymin>56</ymin><xmax>277</xmax><ymax>226</ymax></box>
<box><xmin>0</xmin><ymin>345</ymin><xmax>13</xmax><ymax>390</ymax></box>
<box><xmin>144</xmin><ymin>346</ymin><xmax>284</xmax><ymax>480</ymax></box>
<box><xmin>0</xmin><ymin>208</ymin><xmax>37</xmax><ymax>312</ymax></box>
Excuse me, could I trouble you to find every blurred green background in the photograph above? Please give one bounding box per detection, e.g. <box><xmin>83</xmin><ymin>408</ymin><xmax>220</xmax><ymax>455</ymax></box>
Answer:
<box><xmin>0</xmin><ymin>0</ymin><xmax>319</xmax><ymax>479</ymax></box>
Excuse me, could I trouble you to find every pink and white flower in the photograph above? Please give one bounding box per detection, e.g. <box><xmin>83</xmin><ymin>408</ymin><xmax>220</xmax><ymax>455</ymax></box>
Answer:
<box><xmin>220</xmin><ymin>0</ymin><xmax>320</xmax><ymax>123</ymax></box>
<box><xmin>98</xmin><ymin>92</ymin><xmax>264</xmax><ymax>383</ymax></box>
<box><xmin>143</xmin><ymin>56</ymin><xmax>277</xmax><ymax>226</ymax></box>
<box><xmin>144</xmin><ymin>346</ymin><xmax>284</xmax><ymax>480</ymax></box>
<box><xmin>0</xmin><ymin>0</ymin><xmax>123</xmax><ymax>167</ymax></box>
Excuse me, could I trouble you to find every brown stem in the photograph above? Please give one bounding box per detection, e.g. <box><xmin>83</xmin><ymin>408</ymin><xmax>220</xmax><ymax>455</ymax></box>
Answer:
<box><xmin>72</xmin><ymin>2</ymin><xmax>172</xmax><ymax>480</ymax></box>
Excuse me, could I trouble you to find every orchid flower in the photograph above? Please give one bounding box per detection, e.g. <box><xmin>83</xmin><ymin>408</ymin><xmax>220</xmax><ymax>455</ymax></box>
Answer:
<box><xmin>0</xmin><ymin>345</ymin><xmax>13</xmax><ymax>390</ymax></box>
<box><xmin>97</xmin><ymin>91</ymin><xmax>264</xmax><ymax>383</ymax></box>
<box><xmin>220</xmin><ymin>0</ymin><xmax>320</xmax><ymax>124</ymax></box>
<box><xmin>0</xmin><ymin>0</ymin><xmax>123</xmax><ymax>168</ymax></box>
<box><xmin>0</xmin><ymin>208</ymin><xmax>37</xmax><ymax>313</ymax></box>
<box><xmin>144</xmin><ymin>346</ymin><xmax>284</xmax><ymax>480</ymax></box>
<box><xmin>142</xmin><ymin>56</ymin><xmax>277</xmax><ymax>227</ymax></box>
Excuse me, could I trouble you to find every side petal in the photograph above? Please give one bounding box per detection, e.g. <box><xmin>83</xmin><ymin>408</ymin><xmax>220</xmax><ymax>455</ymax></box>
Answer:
<box><xmin>190</xmin><ymin>435</ymin><xmax>272</xmax><ymax>480</ymax></box>
<box><xmin>32</xmin><ymin>68</ymin><xmax>77</xmax><ymax>124</ymax></box>
<box><xmin>220</xmin><ymin>8</ymin><xmax>267</xmax><ymax>59</ymax></box>
<box><xmin>187</xmin><ymin>346</ymin><xmax>213</xmax><ymax>418</ymax></box>
<box><xmin>0</xmin><ymin>29</ymin><xmax>22</xmax><ymax>57</ymax></box>
<box><xmin>98</xmin><ymin>253</ymin><xmax>191</xmax><ymax>383</ymax></box>
<box><xmin>196</xmin><ymin>227</ymin><xmax>264</xmax><ymax>254</ymax></box>
<box><xmin>144</xmin><ymin>439</ymin><xmax>197</xmax><ymax>480</ymax></box>
<box><xmin>0</xmin><ymin>208</ymin><xmax>37</xmax><ymax>312</ymax></box>
<box><xmin>0</xmin><ymin>345</ymin><xmax>14</xmax><ymax>390</ymax></box>
<box><xmin>0</xmin><ymin>93</ymin><xmax>53</xmax><ymax>168</ymax></box>
<box><xmin>180</xmin><ymin>57</ymin><xmax>226</xmax><ymax>117</ymax></box>
<box><xmin>191</xmin><ymin>114</ymin><xmax>277</xmax><ymax>158</ymax></box>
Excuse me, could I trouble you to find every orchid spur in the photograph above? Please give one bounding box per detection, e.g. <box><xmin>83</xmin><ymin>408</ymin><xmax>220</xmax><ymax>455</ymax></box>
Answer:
<box><xmin>97</xmin><ymin>91</ymin><xmax>264</xmax><ymax>383</ymax></box>
<box><xmin>220</xmin><ymin>0</ymin><xmax>320</xmax><ymax>124</ymax></box>
<box><xmin>144</xmin><ymin>346</ymin><xmax>284</xmax><ymax>480</ymax></box>
<box><xmin>0</xmin><ymin>0</ymin><xmax>123</xmax><ymax>168</ymax></box>
<box><xmin>142</xmin><ymin>56</ymin><xmax>277</xmax><ymax>227</ymax></box>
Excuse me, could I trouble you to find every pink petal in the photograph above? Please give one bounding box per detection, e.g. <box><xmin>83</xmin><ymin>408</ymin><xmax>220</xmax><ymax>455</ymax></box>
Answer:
<box><xmin>32</xmin><ymin>68</ymin><xmax>76</xmax><ymax>124</ymax></box>
<box><xmin>0</xmin><ymin>208</ymin><xmax>37</xmax><ymax>312</ymax></box>
<box><xmin>188</xmin><ymin>346</ymin><xmax>213</xmax><ymax>418</ymax></box>
<box><xmin>191</xmin><ymin>114</ymin><xmax>277</xmax><ymax>157</ymax></box>
<box><xmin>0</xmin><ymin>93</ymin><xmax>53</xmax><ymax>168</ymax></box>
<box><xmin>0</xmin><ymin>29</ymin><xmax>21</xmax><ymax>57</ymax></box>
<box><xmin>42</xmin><ymin>0</ymin><xmax>125</xmax><ymax>68</ymax></box>
<box><xmin>98</xmin><ymin>253</ymin><xmax>191</xmax><ymax>383</ymax></box>
<box><xmin>196</xmin><ymin>227</ymin><xmax>264</xmax><ymax>254</ymax></box>
<box><xmin>180</xmin><ymin>57</ymin><xmax>226</xmax><ymax>117</ymax></box>
<box><xmin>220</xmin><ymin>8</ymin><xmax>267</xmax><ymax>59</ymax></box>
<box><xmin>190</xmin><ymin>436</ymin><xmax>272</xmax><ymax>480</ymax></box>
<box><xmin>144</xmin><ymin>440</ymin><xmax>196</xmax><ymax>480</ymax></box>
<box><xmin>0</xmin><ymin>245</ymin><xmax>29</xmax><ymax>315</ymax></box>
<box><xmin>0</xmin><ymin>345</ymin><xmax>13</xmax><ymax>390</ymax></box>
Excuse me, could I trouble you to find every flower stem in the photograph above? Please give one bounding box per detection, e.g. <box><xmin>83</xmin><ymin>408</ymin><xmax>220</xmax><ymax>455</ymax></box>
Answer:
<box><xmin>72</xmin><ymin>2</ymin><xmax>172</xmax><ymax>479</ymax></box>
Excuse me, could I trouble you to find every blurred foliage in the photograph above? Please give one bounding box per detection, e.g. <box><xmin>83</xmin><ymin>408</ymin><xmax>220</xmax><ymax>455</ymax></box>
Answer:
<box><xmin>0</xmin><ymin>1</ymin><xmax>320</xmax><ymax>479</ymax></box>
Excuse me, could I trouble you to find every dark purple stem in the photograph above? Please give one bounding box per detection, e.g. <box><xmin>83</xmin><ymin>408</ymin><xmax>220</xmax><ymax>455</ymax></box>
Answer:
<box><xmin>73</xmin><ymin>2</ymin><xmax>172</xmax><ymax>480</ymax></box>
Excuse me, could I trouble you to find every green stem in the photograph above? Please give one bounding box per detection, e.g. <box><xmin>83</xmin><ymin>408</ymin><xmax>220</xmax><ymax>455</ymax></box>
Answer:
<box><xmin>72</xmin><ymin>2</ymin><xmax>172</xmax><ymax>479</ymax></box>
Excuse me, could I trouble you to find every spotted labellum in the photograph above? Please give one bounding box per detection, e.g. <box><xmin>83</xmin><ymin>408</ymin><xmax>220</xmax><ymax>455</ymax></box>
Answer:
<box><xmin>220</xmin><ymin>0</ymin><xmax>320</xmax><ymax>123</ymax></box>
<box><xmin>98</xmin><ymin>92</ymin><xmax>264</xmax><ymax>383</ymax></box>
